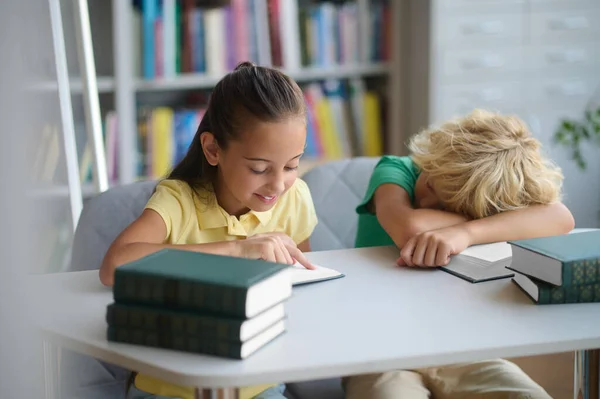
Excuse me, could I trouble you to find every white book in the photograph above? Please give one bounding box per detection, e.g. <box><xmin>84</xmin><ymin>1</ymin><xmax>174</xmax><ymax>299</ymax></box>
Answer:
<box><xmin>441</xmin><ymin>242</ymin><xmax>514</xmax><ymax>283</ymax></box>
<box><xmin>162</xmin><ymin>0</ymin><xmax>176</xmax><ymax>78</ymax></box>
<box><xmin>279</xmin><ymin>0</ymin><xmax>301</xmax><ymax>70</ymax></box>
<box><xmin>291</xmin><ymin>263</ymin><xmax>345</xmax><ymax>286</ymax></box>
<box><xmin>253</xmin><ymin>0</ymin><xmax>272</xmax><ymax>66</ymax></box>
<box><xmin>204</xmin><ymin>8</ymin><xmax>226</xmax><ymax>75</ymax></box>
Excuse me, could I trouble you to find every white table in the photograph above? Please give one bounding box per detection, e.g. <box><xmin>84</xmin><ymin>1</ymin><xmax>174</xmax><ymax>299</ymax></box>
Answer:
<box><xmin>33</xmin><ymin>246</ymin><xmax>600</xmax><ymax>396</ymax></box>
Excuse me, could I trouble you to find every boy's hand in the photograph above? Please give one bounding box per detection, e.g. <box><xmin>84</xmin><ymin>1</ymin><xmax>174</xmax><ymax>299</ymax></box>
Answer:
<box><xmin>397</xmin><ymin>225</ymin><xmax>472</xmax><ymax>267</ymax></box>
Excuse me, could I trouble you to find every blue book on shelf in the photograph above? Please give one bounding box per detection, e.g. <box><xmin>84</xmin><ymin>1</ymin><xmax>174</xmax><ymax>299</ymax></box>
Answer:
<box><xmin>142</xmin><ymin>0</ymin><xmax>158</xmax><ymax>79</ymax></box>
<box><xmin>192</xmin><ymin>8</ymin><xmax>206</xmax><ymax>73</ymax></box>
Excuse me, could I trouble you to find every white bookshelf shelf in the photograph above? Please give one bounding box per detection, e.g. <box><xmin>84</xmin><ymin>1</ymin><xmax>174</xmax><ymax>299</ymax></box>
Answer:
<box><xmin>134</xmin><ymin>63</ymin><xmax>391</xmax><ymax>92</ymax></box>
<box><xmin>31</xmin><ymin>183</ymin><xmax>98</xmax><ymax>199</ymax></box>
<box><xmin>30</xmin><ymin>76</ymin><xmax>115</xmax><ymax>94</ymax></box>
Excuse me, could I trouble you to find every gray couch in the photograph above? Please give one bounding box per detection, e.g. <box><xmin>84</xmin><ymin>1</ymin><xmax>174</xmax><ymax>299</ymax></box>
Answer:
<box><xmin>62</xmin><ymin>157</ymin><xmax>379</xmax><ymax>399</ymax></box>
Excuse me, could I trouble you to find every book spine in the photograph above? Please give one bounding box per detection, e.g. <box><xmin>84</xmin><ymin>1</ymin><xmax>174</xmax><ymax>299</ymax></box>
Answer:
<box><xmin>106</xmin><ymin>303</ymin><xmax>244</xmax><ymax>342</ymax></box>
<box><xmin>538</xmin><ymin>282</ymin><xmax>600</xmax><ymax>305</ymax></box>
<box><xmin>107</xmin><ymin>326</ymin><xmax>244</xmax><ymax>359</ymax></box>
<box><xmin>564</xmin><ymin>257</ymin><xmax>600</xmax><ymax>286</ymax></box>
<box><xmin>113</xmin><ymin>273</ymin><xmax>248</xmax><ymax>317</ymax></box>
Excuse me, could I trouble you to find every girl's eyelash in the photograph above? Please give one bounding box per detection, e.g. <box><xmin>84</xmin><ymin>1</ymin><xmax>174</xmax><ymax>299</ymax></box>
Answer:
<box><xmin>250</xmin><ymin>166</ymin><xmax>298</xmax><ymax>174</ymax></box>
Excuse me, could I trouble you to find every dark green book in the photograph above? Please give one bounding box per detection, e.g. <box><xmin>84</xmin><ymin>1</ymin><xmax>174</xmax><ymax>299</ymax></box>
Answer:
<box><xmin>107</xmin><ymin>320</ymin><xmax>286</xmax><ymax>360</ymax></box>
<box><xmin>513</xmin><ymin>272</ymin><xmax>600</xmax><ymax>305</ymax></box>
<box><xmin>113</xmin><ymin>249</ymin><xmax>292</xmax><ymax>318</ymax></box>
<box><xmin>507</xmin><ymin>231</ymin><xmax>600</xmax><ymax>286</ymax></box>
<box><xmin>106</xmin><ymin>302</ymin><xmax>285</xmax><ymax>342</ymax></box>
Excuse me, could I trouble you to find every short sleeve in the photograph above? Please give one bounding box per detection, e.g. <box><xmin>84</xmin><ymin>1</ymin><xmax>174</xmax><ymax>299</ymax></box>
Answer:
<box><xmin>288</xmin><ymin>178</ymin><xmax>318</xmax><ymax>244</ymax></box>
<box><xmin>144</xmin><ymin>180</ymin><xmax>194</xmax><ymax>243</ymax></box>
<box><xmin>356</xmin><ymin>156</ymin><xmax>419</xmax><ymax>215</ymax></box>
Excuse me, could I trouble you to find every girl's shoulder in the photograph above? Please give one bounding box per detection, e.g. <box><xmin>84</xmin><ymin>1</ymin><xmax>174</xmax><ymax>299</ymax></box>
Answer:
<box><xmin>153</xmin><ymin>179</ymin><xmax>195</xmax><ymax>197</ymax></box>
<box><xmin>287</xmin><ymin>177</ymin><xmax>312</xmax><ymax>200</ymax></box>
<box><xmin>148</xmin><ymin>179</ymin><xmax>201</xmax><ymax>209</ymax></box>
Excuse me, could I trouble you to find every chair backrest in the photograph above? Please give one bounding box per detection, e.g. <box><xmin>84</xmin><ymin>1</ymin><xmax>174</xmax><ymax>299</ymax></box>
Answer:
<box><xmin>70</xmin><ymin>157</ymin><xmax>379</xmax><ymax>271</ymax></box>
<box><xmin>302</xmin><ymin>157</ymin><xmax>379</xmax><ymax>251</ymax></box>
<box><xmin>70</xmin><ymin>180</ymin><xmax>157</xmax><ymax>271</ymax></box>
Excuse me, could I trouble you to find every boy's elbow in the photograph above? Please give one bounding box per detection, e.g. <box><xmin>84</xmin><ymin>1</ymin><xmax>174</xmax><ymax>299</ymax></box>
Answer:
<box><xmin>543</xmin><ymin>202</ymin><xmax>574</xmax><ymax>234</ymax></box>
<box><xmin>554</xmin><ymin>202</ymin><xmax>575</xmax><ymax>233</ymax></box>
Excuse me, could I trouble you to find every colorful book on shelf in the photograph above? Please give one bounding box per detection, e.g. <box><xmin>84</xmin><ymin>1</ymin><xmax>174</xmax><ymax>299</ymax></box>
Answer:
<box><xmin>507</xmin><ymin>231</ymin><xmax>600</xmax><ymax>286</ymax></box>
<box><xmin>136</xmin><ymin>0</ymin><xmax>390</xmax><ymax>79</ymax></box>
<box><xmin>113</xmin><ymin>249</ymin><xmax>293</xmax><ymax>318</ymax></box>
<box><xmin>512</xmin><ymin>272</ymin><xmax>600</xmax><ymax>305</ymax></box>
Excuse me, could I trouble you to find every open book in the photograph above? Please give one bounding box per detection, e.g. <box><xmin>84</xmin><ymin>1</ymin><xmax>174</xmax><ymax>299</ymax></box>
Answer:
<box><xmin>290</xmin><ymin>263</ymin><xmax>345</xmax><ymax>286</ymax></box>
<box><xmin>441</xmin><ymin>242</ymin><xmax>514</xmax><ymax>283</ymax></box>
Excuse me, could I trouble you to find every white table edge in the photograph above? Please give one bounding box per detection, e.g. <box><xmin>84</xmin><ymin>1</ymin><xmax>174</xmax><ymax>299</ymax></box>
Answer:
<box><xmin>42</xmin><ymin>326</ymin><xmax>600</xmax><ymax>388</ymax></box>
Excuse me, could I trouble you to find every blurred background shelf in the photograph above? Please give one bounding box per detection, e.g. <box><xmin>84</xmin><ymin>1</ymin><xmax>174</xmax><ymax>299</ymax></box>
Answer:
<box><xmin>134</xmin><ymin>63</ymin><xmax>391</xmax><ymax>92</ymax></box>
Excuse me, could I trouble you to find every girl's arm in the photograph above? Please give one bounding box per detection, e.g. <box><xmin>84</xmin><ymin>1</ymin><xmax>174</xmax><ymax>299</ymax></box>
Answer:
<box><xmin>99</xmin><ymin>209</ymin><xmax>238</xmax><ymax>286</ymax></box>
<box><xmin>374</xmin><ymin>184</ymin><xmax>468</xmax><ymax>247</ymax></box>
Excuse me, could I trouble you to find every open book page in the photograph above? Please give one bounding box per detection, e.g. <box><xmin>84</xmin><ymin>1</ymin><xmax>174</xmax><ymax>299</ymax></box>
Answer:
<box><xmin>441</xmin><ymin>242</ymin><xmax>514</xmax><ymax>283</ymax></box>
<box><xmin>290</xmin><ymin>262</ymin><xmax>344</xmax><ymax>286</ymax></box>
<box><xmin>458</xmin><ymin>242</ymin><xmax>512</xmax><ymax>263</ymax></box>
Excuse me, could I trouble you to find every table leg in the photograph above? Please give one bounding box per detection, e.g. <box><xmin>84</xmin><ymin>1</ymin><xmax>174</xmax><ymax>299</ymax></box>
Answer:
<box><xmin>42</xmin><ymin>340</ymin><xmax>61</xmax><ymax>399</ymax></box>
<box><xmin>194</xmin><ymin>387</ymin><xmax>241</xmax><ymax>398</ymax></box>
<box><xmin>587</xmin><ymin>349</ymin><xmax>599</xmax><ymax>399</ymax></box>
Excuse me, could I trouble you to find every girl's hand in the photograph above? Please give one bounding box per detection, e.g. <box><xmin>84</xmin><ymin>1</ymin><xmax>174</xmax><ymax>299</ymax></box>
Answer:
<box><xmin>397</xmin><ymin>225</ymin><xmax>472</xmax><ymax>267</ymax></box>
<box><xmin>235</xmin><ymin>233</ymin><xmax>316</xmax><ymax>270</ymax></box>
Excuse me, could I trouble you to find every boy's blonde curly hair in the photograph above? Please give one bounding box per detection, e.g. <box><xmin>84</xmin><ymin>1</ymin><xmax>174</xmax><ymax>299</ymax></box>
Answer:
<box><xmin>409</xmin><ymin>109</ymin><xmax>564</xmax><ymax>220</ymax></box>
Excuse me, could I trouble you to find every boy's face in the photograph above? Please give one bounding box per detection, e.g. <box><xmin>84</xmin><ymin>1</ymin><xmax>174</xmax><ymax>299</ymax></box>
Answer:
<box><xmin>414</xmin><ymin>173</ymin><xmax>444</xmax><ymax>210</ymax></box>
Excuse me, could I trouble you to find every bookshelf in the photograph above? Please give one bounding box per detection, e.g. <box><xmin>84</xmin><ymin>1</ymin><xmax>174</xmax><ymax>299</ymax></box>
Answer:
<box><xmin>34</xmin><ymin>0</ymin><xmax>405</xmax><ymax>198</ymax></box>
<box><xmin>109</xmin><ymin>0</ymin><xmax>405</xmax><ymax>185</ymax></box>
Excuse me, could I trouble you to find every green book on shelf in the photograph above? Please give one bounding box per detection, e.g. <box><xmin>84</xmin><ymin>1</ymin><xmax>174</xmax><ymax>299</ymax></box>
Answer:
<box><xmin>512</xmin><ymin>272</ymin><xmax>600</xmax><ymax>305</ymax></box>
<box><xmin>507</xmin><ymin>231</ymin><xmax>600</xmax><ymax>286</ymax></box>
<box><xmin>107</xmin><ymin>319</ymin><xmax>286</xmax><ymax>360</ymax></box>
<box><xmin>113</xmin><ymin>249</ymin><xmax>292</xmax><ymax>318</ymax></box>
<box><xmin>106</xmin><ymin>302</ymin><xmax>285</xmax><ymax>343</ymax></box>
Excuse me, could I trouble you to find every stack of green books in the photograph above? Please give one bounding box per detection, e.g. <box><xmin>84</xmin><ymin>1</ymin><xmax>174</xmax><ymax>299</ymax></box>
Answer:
<box><xmin>106</xmin><ymin>249</ymin><xmax>291</xmax><ymax>359</ymax></box>
<box><xmin>507</xmin><ymin>231</ymin><xmax>600</xmax><ymax>305</ymax></box>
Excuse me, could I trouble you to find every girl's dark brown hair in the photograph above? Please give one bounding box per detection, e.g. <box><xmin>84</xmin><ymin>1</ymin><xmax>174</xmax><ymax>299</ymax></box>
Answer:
<box><xmin>167</xmin><ymin>61</ymin><xmax>306</xmax><ymax>190</ymax></box>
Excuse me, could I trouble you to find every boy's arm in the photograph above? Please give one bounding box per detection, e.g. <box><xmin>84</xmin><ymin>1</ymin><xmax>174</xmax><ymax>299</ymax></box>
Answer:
<box><xmin>399</xmin><ymin>202</ymin><xmax>575</xmax><ymax>267</ymax></box>
<box><xmin>464</xmin><ymin>202</ymin><xmax>575</xmax><ymax>245</ymax></box>
<box><xmin>374</xmin><ymin>183</ymin><xmax>468</xmax><ymax>247</ymax></box>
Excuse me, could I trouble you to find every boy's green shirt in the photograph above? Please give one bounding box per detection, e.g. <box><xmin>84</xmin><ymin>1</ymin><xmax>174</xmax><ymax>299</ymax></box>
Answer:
<box><xmin>355</xmin><ymin>156</ymin><xmax>420</xmax><ymax>248</ymax></box>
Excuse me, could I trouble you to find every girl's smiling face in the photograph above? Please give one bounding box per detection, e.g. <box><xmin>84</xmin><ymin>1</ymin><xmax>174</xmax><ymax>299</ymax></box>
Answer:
<box><xmin>202</xmin><ymin>118</ymin><xmax>307</xmax><ymax>217</ymax></box>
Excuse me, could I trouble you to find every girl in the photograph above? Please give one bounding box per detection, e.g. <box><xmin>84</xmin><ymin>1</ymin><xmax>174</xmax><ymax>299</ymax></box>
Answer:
<box><xmin>100</xmin><ymin>62</ymin><xmax>318</xmax><ymax>399</ymax></box>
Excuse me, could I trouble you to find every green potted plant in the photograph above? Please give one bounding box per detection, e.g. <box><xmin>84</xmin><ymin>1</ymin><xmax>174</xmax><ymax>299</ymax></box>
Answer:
<box><xmin>553</xmin><ymin>98</ymin><xmax>600</xmax><ymax>170</ymax></box>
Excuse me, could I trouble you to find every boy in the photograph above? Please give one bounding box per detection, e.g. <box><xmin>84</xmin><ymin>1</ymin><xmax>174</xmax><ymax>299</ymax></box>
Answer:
<box><xmin>345</xmin><ymin>109</ymin><xmax>574</xmax><ymax>399</ymax></box>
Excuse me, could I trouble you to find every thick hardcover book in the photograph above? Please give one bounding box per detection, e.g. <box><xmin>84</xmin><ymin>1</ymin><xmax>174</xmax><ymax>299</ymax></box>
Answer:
<box><xmin>113</xmin><ymin>249</ymin><xmax>292</xmax><ymax>318</ymax></box>
<box><xmin>107</xmin><ymin>320</ymin><xmax>286</xmax><ymax>360</ymax></box>
<box><xmin>508</xmin><ymin>231</ymin><xmax>600</xmax><ymax>286</ymax></box>
<box><xmin>513</xmin><ymin>272</ymin><xmax>600</xmax><ymax>305</ymax></box>
<box><xmin>106</xmin><ymin>302</ymin><xmax>285</xmax><ymax>342</ymax></box>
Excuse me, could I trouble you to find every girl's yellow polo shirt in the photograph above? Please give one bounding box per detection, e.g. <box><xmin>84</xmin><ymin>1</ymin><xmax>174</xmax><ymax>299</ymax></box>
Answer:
<box><xmin>145</xmin><ymin>178</ymin><xmax>317</xmax><ymax>246</ymax></box>
<box><xmin>134</xmin><ymin>177</ymin><xmax>318</xmax><ymax>399</ymax></box>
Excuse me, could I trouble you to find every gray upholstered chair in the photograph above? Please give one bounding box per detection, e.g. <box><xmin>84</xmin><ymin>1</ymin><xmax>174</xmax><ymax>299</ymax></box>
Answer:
<box><xmin>62</xmin><ymin>157</ymin><xmax>379</xmax><ymax>399</ymax></box>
